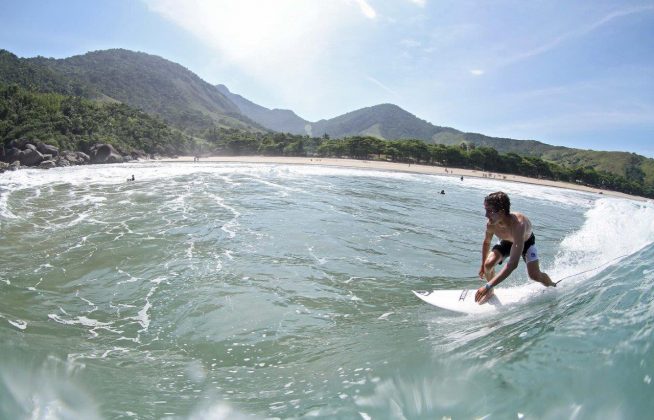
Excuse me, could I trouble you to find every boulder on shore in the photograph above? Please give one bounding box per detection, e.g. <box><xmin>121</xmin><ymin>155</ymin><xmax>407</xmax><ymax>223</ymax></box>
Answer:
<box><xmin>89</xmin><ymin>143</ymin><xmax>124</xmax><ymax>164</ymax></box>
<box><xmin>0</xmin><ymin>138</ymin><xmax>156</xmax><ymax>171</ymax></box>
<box><xmin>37</xmin><ymin>142</ymin><xmax>59</xmax><ymax>157</ymax></box>
<box><xmin>39</xmin><ymin>160</ymin><xmax>56</xmax><ymax>169</ymax></box>
<box><xmin>19</xmin><ymin>148</ymin><xmax>45</xmax><ymax>166</ymax></box>
<box><xmin>2</xmin><ymin>138</ymin><xmax>59</xmax><ymax>167</ymax></box>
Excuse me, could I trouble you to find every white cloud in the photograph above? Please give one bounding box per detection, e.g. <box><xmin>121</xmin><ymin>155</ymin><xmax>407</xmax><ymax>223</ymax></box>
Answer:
<box><xmin>470</xmin><ymin>69</ymin><xmax>484</xmax><ymax>76</ymax></box>
<box><xmin>352</xmin><ymin>0</ymin><xmax>377</xmax><ymax>19</ymax></box>
<box><xmin>407</xmin><ymin>0</ymin><xmax>426</xmax><ymax>6</ymax></box>
<box><xmin>501</xmin><ymin>5</ymin><xmax>654</xmax><ymax>67</ymax></box>
<box><xmin>366</xmin><ymin>75</ymin><xmax>398</xmax><ymax>96</ymax></box>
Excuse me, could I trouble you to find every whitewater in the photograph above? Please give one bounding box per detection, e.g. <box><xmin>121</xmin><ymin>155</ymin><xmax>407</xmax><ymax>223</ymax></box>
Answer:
<box><xmin>1</xmin><ymin>161</ymin><xmax>653</xmax><ymax>419</ymax></box>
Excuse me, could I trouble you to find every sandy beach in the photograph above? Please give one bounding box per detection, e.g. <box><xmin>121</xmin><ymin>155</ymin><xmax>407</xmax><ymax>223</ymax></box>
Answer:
<box><xmin>161</xmin><ymin>155</ymin><xmax>648</xmax><ymax>202</ymax></box>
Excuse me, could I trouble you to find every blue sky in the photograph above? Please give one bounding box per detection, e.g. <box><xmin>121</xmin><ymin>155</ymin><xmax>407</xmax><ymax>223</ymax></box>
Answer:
<box><xmin>2</xmin><ymin>0</ymin><xmax>653</xmax><ymax>157</ymax></box>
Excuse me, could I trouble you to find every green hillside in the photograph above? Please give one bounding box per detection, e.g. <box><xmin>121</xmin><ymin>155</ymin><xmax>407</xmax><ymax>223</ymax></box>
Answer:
<box><xmin>29</xmin><ymin>49</ymin><xmax>264</xmax><ymax>134</ymax></box>
<box><xmin>2</xmin><ymin>47</ymin><xmax>653</xmax><ymax>192</ymax></box>
<box><xmin>0</xmin><ymin>49</ymin><xmax>98</xmax><ymax>98</ymax></box>
<box><xmin>0</xmin><ymin>83</ymin><xmax>200</xmax><ymax>155</ymax></box>
<box><xmin>216</xmin><ymin>84</ymin><xmax>308</xmax><ymax>134</ymax></box>
<box><xmin>309</xmin><ymin>104</ymin><xmax>458</xmax><ymax>140</ymax></box>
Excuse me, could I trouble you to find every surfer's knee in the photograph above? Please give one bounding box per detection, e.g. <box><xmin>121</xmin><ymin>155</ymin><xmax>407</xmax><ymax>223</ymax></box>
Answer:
<box><xmin>484</xmin><ymin>252</ymin><xmax>500</xmax><ymax>271</ymax></box>
<box><xmin>483</xmin><ymin>259</ymin><xmax>497</xmax><ymax>276</ymax></box>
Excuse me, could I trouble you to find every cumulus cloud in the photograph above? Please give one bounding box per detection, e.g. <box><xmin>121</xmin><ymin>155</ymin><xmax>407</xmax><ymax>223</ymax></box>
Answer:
<box><xmin>470</xmin><ymin>69</ymin><xmax>484</xmax><ymax>76</ymax></box>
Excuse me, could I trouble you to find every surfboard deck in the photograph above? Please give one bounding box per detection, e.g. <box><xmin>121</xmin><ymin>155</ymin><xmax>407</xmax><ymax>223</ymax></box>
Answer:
<box><xmin>413</xmin><ymin>286</ymin><xmax>553</xmax><ymax>314</ymax></box>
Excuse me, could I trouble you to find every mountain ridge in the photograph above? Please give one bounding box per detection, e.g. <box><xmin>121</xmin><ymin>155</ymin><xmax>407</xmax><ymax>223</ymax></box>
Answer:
<box><xmin>27</xmin><ymin>49</ymin><xmax>264</xmax><ymax>133</ymax></box>
<box><xmin>1</xmin><ymin>47</ymin><xmax>652</xmax><ymax>187</ymax></box>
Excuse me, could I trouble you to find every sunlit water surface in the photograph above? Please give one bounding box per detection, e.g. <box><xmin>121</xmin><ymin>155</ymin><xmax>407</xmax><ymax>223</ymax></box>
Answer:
<box><xmin>1</xmin><ymin>162</ymin><xmax>653</xmax><ymax>419</ymax></box>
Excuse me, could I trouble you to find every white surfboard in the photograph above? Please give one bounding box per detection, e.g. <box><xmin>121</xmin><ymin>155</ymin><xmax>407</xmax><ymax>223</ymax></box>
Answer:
<box><xmin>413</xmin><ymin>285</ymin><xmax>554</xmax><ymax>314</ymax></box>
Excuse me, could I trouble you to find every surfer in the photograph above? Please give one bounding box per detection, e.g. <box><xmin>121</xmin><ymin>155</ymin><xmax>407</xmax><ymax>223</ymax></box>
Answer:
<box><xmin>476</xmin><ymin>191</ymin><xmax>556</xmax><ymax>304</ymax></box>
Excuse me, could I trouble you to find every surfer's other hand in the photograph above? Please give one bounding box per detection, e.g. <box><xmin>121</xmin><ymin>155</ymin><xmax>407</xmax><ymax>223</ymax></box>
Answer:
<box><xmin>475</xmin><ymin>286</ymin><xmax>487</xmax><ymax>303</ymax></box>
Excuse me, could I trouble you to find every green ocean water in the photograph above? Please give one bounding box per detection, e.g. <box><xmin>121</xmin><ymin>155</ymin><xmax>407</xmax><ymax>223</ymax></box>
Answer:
<box><xmin>1</xmin><ymin>162</ymin><xmax>653</xmax><ymax>419</ymax></box>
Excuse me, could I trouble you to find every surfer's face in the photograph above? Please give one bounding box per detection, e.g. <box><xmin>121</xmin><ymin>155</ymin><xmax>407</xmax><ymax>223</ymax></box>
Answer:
<box><xmin>484</xmin><ymin>205</ymin><xmax>500</xmax><ymax>223</ymax></box>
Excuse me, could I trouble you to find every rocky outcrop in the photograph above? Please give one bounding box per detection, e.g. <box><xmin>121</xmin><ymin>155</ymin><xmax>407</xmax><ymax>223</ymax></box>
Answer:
<box><xmin>88</xmin><ymin>143</ymin><xmax>124</xmax><ymax>164</ymax></box>
<box><xmin>37</xmin><ymin>142</ymin><xmax>59</xmax><ymax>157</ymax></box>
<box><xmin>19</xmin><ymin>148</ymin><xmax>46</xmax><ymax>166</ymax></box>
<box><xmin>60</xmin><ymin>151</ymin><xmax>90</xmax><ymax>165</ymax></box>
<box><xmin>0</xmin><ymin>138</ymin><xmax>151</xmax><ymax>171</ymax></box>
<box><xmin>38</xmin><ymin>160</ymin><xmax>57</xmax><ymax>169</ymax></box>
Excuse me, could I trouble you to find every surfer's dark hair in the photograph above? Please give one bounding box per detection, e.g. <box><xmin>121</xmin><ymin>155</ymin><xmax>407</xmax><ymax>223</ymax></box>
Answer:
<box><xmin>484</xmin><ymin>191</ymin><xmax>510</xmax><ymax>215</ymax></box>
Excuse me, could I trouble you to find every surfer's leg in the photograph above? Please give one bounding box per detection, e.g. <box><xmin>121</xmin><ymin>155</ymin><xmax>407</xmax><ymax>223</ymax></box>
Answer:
<box><xmin>526</xmin><ymin>260</ymin><xmax>556</xmax><ymax>287</ymax></box>
<box><xmin>479</xmin><ymin>250</ymin><xmax>502</xmax><ymax>304</ymax></box>
<box><xmin>483</xmin><ymin>249</ymin><xmax>503</xmax><ymax>282</ymax></box>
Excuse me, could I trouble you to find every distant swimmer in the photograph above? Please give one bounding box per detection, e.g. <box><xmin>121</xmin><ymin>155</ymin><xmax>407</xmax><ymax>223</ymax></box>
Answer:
<box><xmin>476</xmin><ymin>191</ymin><xmax>555</xmax><ymax>304</ymax></box>
<box><xmin>440</xmin><ymin>190</ymin><xmax>445</xmax><ymax>195</ymax></box>
<box><xmin>460</xmin><ymin>176</ymin><xmax>464</xmax><ymax>181</ymax></box>
<box><xmin>127</xmin><ymin>175</ymin><xmax>135</xmax><ymax>182</ymax></box>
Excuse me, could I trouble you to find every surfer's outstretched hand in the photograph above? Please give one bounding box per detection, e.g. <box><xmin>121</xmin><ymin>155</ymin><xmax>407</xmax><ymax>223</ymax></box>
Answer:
<box><xmin>475</xmin><ymin>286</ymin><xmax>490</xmax><ymax>304</ymax></box>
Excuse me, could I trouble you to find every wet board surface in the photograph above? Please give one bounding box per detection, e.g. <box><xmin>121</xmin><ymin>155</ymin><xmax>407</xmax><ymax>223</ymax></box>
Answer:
<box><xmin>412</xmin><ymin>286</ymin><xmax>554</xmax><ymax>314</ymax></box>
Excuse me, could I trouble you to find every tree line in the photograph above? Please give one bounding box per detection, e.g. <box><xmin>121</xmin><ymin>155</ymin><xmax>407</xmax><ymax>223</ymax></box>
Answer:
<box><xmin>203</xmin><ymin>130</ymin><xmax>653</xmax><ymax>198</ymax></box>
<box><xmin>2</xmin><ymin>82</ymin><xmax>652</xmax><ymax>198</ymax></box>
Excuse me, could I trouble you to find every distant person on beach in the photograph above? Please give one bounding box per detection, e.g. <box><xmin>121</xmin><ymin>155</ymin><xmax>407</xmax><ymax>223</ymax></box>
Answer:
<box><xmin>476</xmin><ymin>191</ymin><xmax>556</xmax><ymax>304</ymax></box>
<box><xmin>127</xmin><ymin>175</ymin><xmax>135</xmax><ymax>182</ymax></box>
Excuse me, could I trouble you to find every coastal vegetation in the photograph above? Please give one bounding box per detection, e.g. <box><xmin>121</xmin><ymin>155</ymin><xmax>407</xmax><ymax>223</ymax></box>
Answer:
<box><xmin>0</xmin><ymin>83</ymin><xmax>198</xmax><ymax>156</ymax></box>
<box><xmin>1</xmin><ymin>47</ymin><xmax>653</xmax><ymax>198</ymax></box>
<box><xmin>2</xmin><ymin>82</ymin><xmax>652</xmax><ymax>197</ymax></box>
<box><xmin>204</xmin><ymin>130</ymin><xmax>654</xmax><ymax>198</ymax></box>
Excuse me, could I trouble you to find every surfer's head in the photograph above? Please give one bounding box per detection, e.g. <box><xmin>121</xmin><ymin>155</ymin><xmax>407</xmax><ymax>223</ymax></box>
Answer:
<box><xmin>484</xmin><ymin>191</ymin><xmax>510</xmax><ymax>216</ymax></box>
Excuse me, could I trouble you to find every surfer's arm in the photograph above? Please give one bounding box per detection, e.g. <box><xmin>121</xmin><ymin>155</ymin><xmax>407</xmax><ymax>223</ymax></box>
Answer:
<box><xmin>491</xmin><ymin>242</ymin><xmax>522</xmax><ymax>284</ymax></box>
<box><xmin>490</xmin><ymin>224</ymin><xmax>525</xmax><ymax>286</ymax></box>
<box><xmin>479</xmin><ymin>226</ymin><xmax>494</xmax><ymax>278</ymax></box>
<box><xmin>475</xmin><ymin>226</ymin><xmax>525</xmax><ymax>303</ymax></box>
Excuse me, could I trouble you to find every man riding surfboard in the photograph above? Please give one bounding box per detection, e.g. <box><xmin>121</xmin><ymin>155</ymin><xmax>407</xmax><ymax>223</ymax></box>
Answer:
<box><xmin>476</xmin><ymin>191</ymin><xmax>556</xmax><ymax>304</ymax></box>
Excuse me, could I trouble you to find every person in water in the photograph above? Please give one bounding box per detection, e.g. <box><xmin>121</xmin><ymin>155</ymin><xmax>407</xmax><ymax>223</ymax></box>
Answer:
<box><xmin>476</xmin><ymin>191</ymin><xmax>556</xmax><ymax>303</ymax></box>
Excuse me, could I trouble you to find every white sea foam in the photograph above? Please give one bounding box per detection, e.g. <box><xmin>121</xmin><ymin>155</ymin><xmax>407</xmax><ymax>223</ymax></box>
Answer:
<box><xmin>48</xmin><ymin>314</ymin><xmax>111</xmax><ymax>328</ymax></box>
<box><xmin>8</xmin><ymin>319</ymin><xmax>27</xmax><ymax>330</ymax></box>
<box><xmin>0</xmin><ymin>162</ymin><xmax>613</xmax><ymax>214</ymax></box>
<box><xmin>47</xmin><ymin>314</ymin><xmax>119</xmax><ymax>337</ymax></box>
<box><xmin>132</xmin><ymin>275</ymin><xmax>167</xmax><ymax>334</ymax></box>
<box><xmin>551</xmin><ymin>198</ymin><xmax>654</xmax><ymax>284</ymax></box>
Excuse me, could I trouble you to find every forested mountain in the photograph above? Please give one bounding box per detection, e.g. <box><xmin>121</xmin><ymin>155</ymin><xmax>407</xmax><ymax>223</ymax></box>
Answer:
<box><xmin>216</xmin><ymin>84</ymin><xmax>308</xmax><ymax>134</ymax></box>
<box><xmin>308</xmin><ymin>104</ymin><xmax>457</xmax><ymax>140</ymax></box>
<box><xmin>0</xmin><ymin>49</ymin><xmax>264</xmax><ymax>134</ymax></box>
<box><xmin>2</xmin><ymin>47</ymin><xmax>653</xmax><ymax>189</ymax></box>
<box><xmin>31</xmin><ymin>49</ymin><xmax>266</xmax><ymax>134</ymax></box>
<box><xmin>0</xmin><ymin>83</ymin><xmax>199</xmax><ymax>156</ymax></box>
<box><xmin>225</xmin><ymin>87</ymin><xmax>653</xmax><ymax>187</ymax></box>
<box><xmin>0</xmin><ymin>49</ymin><xmax>98</xmax><ymax>98</ymax></box>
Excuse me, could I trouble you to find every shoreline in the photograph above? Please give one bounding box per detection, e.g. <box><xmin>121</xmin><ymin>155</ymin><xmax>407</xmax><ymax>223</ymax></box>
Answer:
<box><xmin>160</xmin><ymin>155</ymin><xmax>649</xmax><ymax>202</ymax></box>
